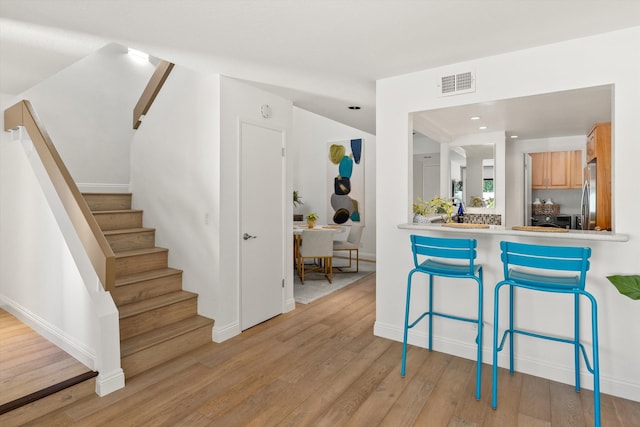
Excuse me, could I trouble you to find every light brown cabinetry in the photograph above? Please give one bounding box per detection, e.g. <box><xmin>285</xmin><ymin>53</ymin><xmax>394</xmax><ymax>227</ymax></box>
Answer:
<box><xmin>588</xmin><ymin>122</ymin><xmax>612</xmax><ymax>230</ymax></box>
<box><xmin>531</xmin><ymin>150</ymin><xmax>582</xmax><ymax>189</ymax></box>
<box><xmin>569</xmin><ymin>149</ymin><xmax>583</xmax><ymax>189</ymax></box>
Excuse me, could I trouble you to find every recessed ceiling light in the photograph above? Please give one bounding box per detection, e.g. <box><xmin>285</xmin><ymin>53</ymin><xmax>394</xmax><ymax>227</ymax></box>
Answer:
<box><xmin>470</xmin><ymin>116</ymin><xmax>480</xmax><ymax>120</ymax></box>
<box><xmin>479</xmin><ymin>126</ymin><xmax>488</xmax><ymax>130</ymax></box>
<box><xmin>348</xmin><ymin>106</ymin><xmax>361</xmax><ymax>110</ymax></box>
<box><xmin>127</xmin><ymin>48</ymin><xmax>149</xmax><ymax>62</ymax></box>
<box><xmin>510</xmin><ymin>135</ymin><xmax>519</xmax><ymax>139</ymax></box>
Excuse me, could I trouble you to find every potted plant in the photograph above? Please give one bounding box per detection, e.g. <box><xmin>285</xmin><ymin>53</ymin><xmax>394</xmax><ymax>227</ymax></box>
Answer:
<box><xmin>293</xmin><ymin>190</ymin><xmax>304</xmax><ymax>221</ymax></box>
<box><xmin>413</xmin><ymin>196</ymin><xmax>454</xmax><ymax>223</ymax></box>
<box><xmin>306</xmin><ymin>212</ymin><xmax>319</xmax><ymax>228</ymax></box>
<box><xmin>607</xmin><ymin>275</ymin><xmax>640</xmax><ymax>300</ymax></box>
<box><xmin>412</xmin><ymin>197</ymin><xmax>431</xmax><ymax>223</ymax></box>
<box><xmin>470</xmin><ymin>196</ymin><xmax>486</xmax><ymax>207</ymax></box>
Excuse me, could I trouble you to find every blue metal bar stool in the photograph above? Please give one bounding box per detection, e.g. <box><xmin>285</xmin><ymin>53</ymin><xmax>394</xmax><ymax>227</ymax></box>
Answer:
<box><xmin>402</xmin><ymin>235</ymin><xmax>484</xmax><ymax>400</ymax></box>
<box><xmin>491</xmin><ymin>241</ymin><xmax>600</xmax><ymax>426</ymax></box>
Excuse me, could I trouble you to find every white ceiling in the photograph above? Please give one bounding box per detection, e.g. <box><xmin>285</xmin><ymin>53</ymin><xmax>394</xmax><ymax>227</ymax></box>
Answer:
<box><xmin>1</xmin><ymin>0</ymin><xmax>639</xmax><ymax>135</ymax></box>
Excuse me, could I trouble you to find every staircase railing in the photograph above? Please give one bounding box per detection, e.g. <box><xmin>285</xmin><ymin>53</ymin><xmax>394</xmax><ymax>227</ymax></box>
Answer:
<box><xmin>133</xmin><ymin>60</ymin><xmax>174</xmax><ymax>129</ymax></box>
<box><xmin>4</xmin><ymin>100</ymin><xmax>116</xmax><ymax>292</ymax></box>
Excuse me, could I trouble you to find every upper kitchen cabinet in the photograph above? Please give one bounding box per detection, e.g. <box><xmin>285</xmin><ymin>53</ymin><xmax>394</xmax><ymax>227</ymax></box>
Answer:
<box><xmin>531</xmin><ymin>150</ymin><xmax>582</xmax><ymax>189</ymax></box>
<box><xmin>586</xmin><ymin>122</ymin><xmax>612</xmax><ymax>230</ymax></box>
<box><xmin>587</xmin><ymin>122</ymin><xmax>611</xmax><ymax>164</ymax></box>
<box><xmin>569</xmin><ymin>149</ymin><xmax>583</xmax><ymax>189</ymax></box>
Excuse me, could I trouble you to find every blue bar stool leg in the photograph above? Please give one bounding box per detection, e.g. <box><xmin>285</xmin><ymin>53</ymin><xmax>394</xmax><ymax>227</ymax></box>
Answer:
<box><xmin>574</xmin><ymin>293</ymin><xmax>581</xmax><ymax>391</ymax></box>
<box><xmin>428</xmin><ymin>275</ymin><xmax>434</xmax><ymax>351</ymax></box>
<box><xmin>508</xmin><ymin>284</ymin><xmax>514</xmax><ymax>374</ymax></box>
<box><xmin>589</xmin><ymin>293</ymin><xmax>601</xmax><ymax>427</ymax></box>
<box><xmin>475</xmin><ymin>271</ymin><xmax>483</xmax><ymax>400</ymax></box>
<box><xmin>401</xmin><ymin>272</ymin><xmax>413</xmax><ymax>377</ymax></box>
<box><xmin>491</xmin><ymin>282</ymin><xmax>502</xmax><ymax>409</ymax></box>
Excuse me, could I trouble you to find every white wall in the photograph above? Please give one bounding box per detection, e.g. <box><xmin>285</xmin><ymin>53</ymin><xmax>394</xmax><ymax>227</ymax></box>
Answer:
<box><xmin>19</xmin><ymin>43</ymin><xmax>154</xmax><ymax>187</ymax></box>
<box><xmin>129</xmin><ymin>66</ymin><xmax>220</xmax><ymax>322</ymax></box>
<box><xmin>375</xmin><ymin>27</ymin><xmax>640</xmax><ymax>401</ymax></box>
<box><xmin>292</xmin><ymin>107</ymin><xmax>376</xmax><ymax>259</ymax></box>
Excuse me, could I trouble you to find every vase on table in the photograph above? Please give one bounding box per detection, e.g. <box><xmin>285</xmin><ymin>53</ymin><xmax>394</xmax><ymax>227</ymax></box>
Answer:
<box><xmin>413</xmin><ymin>214</ymin><xmax>428</xmax><ymax>224</ymax></box>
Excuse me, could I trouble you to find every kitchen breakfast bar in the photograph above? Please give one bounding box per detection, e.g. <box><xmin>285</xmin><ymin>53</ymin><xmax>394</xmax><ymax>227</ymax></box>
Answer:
<box><xmin>398</xmin><ymin>222</ymin><xmax>629</xmax><ymax>242</ymax></box>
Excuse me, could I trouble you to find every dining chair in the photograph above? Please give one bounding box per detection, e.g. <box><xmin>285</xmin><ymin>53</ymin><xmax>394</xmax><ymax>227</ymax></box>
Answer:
<box><xmin>333</xmin><ymin>224</ymin><xmax>364</xmax><ymax>272</ymax></box>
<box><xmin>296</xmin><ymin>229</ymin><xmax>334</xmax><ymax>284</ymax></box>
<box><xmin>402</xmin><ymin>235</ymin><xmax>484</xmax><ymax>400</ymax></box>
<box><xmin>491</xmin><ymin>241</ymin><xmax>600</xmax><ymax>426</ymax></box>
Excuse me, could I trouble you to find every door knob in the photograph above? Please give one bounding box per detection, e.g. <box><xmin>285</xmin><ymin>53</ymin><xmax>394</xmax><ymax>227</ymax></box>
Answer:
<box><xmin>243</xmin><ymin>233</ymin><xmax>256</xmax><ymax>240</ymax></box>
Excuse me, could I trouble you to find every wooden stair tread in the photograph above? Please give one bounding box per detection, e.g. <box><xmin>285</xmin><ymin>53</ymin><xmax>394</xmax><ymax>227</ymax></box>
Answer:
<box><xmin>92</xmin><ymin>209</ymin><xmax>143</xmax><ymax>214</ymax></box>
<box><xmin>82</xmin><ymin>192</ymin><xmax>132</xmax><ymax>196</ymax></box>
<box><xmin>103</xmin><ymin>227</ymin><xmax>155</xmax><ymax>236</ymax></box>
<box><xmin>120</xmin><ymin>315</ymin><xmax>213</xmax><ymax>357</ymax></box>
<box><xmin>82</xmin><ymin>193</ymin><xmax>132</xmax><ymax>211</ymax></box>
<box><xmin>118</xmin><ymin>291</ymin><xmax>197</xmax><ymax>318</ymax></box>
<box><xmin>115</xmin><ymin>268</ymin><xmax>182</xmax><ymax>287</ymax></box>
<box><xmin>114</xmin><ymin>247</ymin><xmax>168</xmax><ymax>257</ymax></box>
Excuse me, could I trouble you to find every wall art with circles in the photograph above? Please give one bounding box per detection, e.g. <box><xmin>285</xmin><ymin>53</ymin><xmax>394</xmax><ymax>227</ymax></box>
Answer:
<box><xmin>327</xmin><ymin>139</ymin><xmax>364</xmax><ymax>225</ymax></box>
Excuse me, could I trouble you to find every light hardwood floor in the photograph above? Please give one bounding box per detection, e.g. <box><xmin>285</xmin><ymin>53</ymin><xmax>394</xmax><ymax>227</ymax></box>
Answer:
<box><xmin>0</xmin><ymin>310</ymin><xmax>94</xmax><ymax>416</ymax></box>
<box><xmin>8</xmin><ymin>273</ymin><xmax>640</xmax><ymax>426</ymax></box>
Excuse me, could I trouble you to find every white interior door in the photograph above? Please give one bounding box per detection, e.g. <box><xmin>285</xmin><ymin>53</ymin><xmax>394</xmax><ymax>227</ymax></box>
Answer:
<box><xmin>240</xmin><ymin>122</ymin><xmax>284</xmax><ymax>330</ymax></box>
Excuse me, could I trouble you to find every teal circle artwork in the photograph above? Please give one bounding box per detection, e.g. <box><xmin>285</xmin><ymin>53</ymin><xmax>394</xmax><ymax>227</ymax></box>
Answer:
<box><xmin>338</xmin><ymin>155</ymin><xmax>353</xmax><ymax>178</ymax></box>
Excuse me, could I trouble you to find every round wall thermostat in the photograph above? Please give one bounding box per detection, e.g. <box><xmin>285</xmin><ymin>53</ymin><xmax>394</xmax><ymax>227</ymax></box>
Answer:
<box><xmin>261</xmin><ymin>104</ymin><xmax>272</xmax><ymax>118</ymax></box>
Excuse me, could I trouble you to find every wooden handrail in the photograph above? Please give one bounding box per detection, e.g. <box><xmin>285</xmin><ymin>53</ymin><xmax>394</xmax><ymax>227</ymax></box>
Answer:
<box><xmin>4</xmin><ymin>100</ymin><xmax>116</xmax><ymax>292</ymax></box>
<box><xmin>133</xmin><ymin>60</ymin><xmax>174</xmax><ymax>129</ymax></box>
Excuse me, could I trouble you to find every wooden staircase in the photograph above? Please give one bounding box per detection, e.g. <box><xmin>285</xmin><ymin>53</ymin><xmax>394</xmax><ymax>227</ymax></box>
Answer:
<box><xmin>83</xmin><ymin>193</ymin><xmax>214</xmax><ymax>378</ymax></box>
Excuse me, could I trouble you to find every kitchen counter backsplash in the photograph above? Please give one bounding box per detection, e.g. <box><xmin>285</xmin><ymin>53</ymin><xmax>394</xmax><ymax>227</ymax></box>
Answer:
<box><xmin>463</xmin><ymin>213</ymin><xmax>502</xmax><ymax>225</ymax></box>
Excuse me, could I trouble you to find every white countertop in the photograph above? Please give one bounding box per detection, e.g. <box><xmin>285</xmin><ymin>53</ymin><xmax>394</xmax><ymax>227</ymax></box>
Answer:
<box><xmin>398</xmin><ymin>223</ymin><xmax>629</xmax><ymax>242</ymax></box>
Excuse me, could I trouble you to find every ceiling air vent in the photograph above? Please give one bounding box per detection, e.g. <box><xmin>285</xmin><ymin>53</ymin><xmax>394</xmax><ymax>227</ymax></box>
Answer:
<box><xmin>439</xmin><ymin>71</ymin><xmax>475</xmax><ymax>96</ymax></box>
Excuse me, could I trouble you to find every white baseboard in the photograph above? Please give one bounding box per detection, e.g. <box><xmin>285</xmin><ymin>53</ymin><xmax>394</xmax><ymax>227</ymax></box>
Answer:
<box><xmin>212</xmin><ymin>321</ymin><xmax>241</xmax><ymax>343</ymax></box>
<box><xmin>76</xmin><ymin>183</ymin><xmax>130</xmax><ymax>193</ymax></box>
<box><xmin>284</xmin><ymin>297</ymin><xmax>296</xmax><ymax>312</ymax></box>
<box><xmin>95</xmin><ymin>368</ymin><xmax>125</xmax><ymax>396</ymax></box>
<box><xmin>359</xmin><ymin>251</ymin><xmax>376</xmax><ymax>261</ymax></box>
<box><xmin>373</xmin><ymin>320</ymin><xmax>640</xmax><ymax>402</ymax></box>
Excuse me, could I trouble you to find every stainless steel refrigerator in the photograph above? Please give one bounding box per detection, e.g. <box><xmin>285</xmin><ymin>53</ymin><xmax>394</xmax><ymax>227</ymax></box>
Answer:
<box><xmin>581</xmin><ymin>160</ymin><xmax>597</xmax><ymax>230</ymax></box>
